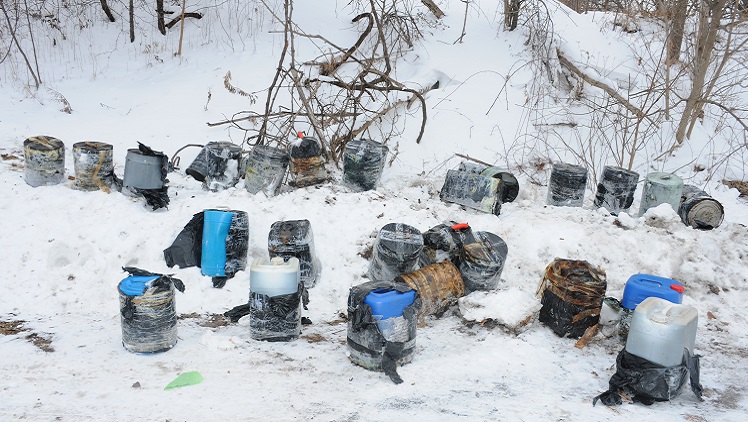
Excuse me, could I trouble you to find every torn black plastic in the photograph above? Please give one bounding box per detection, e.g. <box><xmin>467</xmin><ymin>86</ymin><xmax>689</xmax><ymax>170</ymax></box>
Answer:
<box><xmin>593</xmin><ymin>349</ymin><xmax>703</xmax><ymax>406</ymax></box>
<box><xmin>119</xmin><ymin>267</ymin><xmax>184</xmax><ymax>353</ymax></box>
<box><xmin>162</xmin><ymin>210</ymin><xmax>249</xmax><ymax>287</ymax></box>
<box><xmin>347</xmin><ymin>280</ymin><xmax>421</xmax><ymax>384</ymax></box>
<box><xmin>419</xmin><ymin>223</ymin><xmax>473</xmax><ymax>267</ymax></box>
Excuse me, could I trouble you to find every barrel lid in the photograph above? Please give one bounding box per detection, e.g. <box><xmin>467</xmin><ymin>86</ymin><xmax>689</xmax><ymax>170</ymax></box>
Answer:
<box><xmin>119</xmin><ymin>275</ymin><xmax>159</xmax><ymax>296</ymax></box>
<box><xmin>24</xmin><ymin>136</ymin><xmax>64</xmax><ymax>150</ymax></box>
<box><xmin>646</xmin><ymin>172</ymin><xmax>683</xmax><ymax>187</ymax></box>
<box><xmin>73</xmin><ymin>141</ymin><xmax>113</xmax><ymax>152</ymax></box>
<box><xmin>377</xmin><ymin>223</ymin><xmax>423</xmax><ymax>257</ymax></box>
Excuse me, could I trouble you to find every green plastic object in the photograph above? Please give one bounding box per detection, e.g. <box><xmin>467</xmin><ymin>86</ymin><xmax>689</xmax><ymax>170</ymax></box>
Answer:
<box><xmin>164</xmin><ymin>371</ymin><xmax>204</xmax><ymax>390</ymax></box>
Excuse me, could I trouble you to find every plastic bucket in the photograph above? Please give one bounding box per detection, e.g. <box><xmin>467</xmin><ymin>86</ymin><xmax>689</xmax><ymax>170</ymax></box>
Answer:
<box><xmin>244</xmin><ymin>145</ymin><xmax>289</xmax><ymax>196</ymax></box>
<box><xmin>72</xmin><ymin>141</ymin><xmax>114</xmax><ymax>191</ymax></box>
<box><xmin>594</xmin><ymin>166</ymin><xmax>639</xmax><ymax>215</ymax></box>
<box><xmin>23</xmin><ymin>136</ymin><xmax>65</xmax><ymax>187</ymax></box>
<box><xmin>625</xmin><ymin>297</ymin><xmax>698</xmax><ymax>367</ymax></box>
<box><xmin>268</xmin><ymin>219</ymin><xmax>320</xmax><ymax>289</ymax></box>
<box><xmin>201</xmin><ymin>210</ymin><xmax>235</xmax><ymax>277</ymax></box>
<box><xmin>368</xmin><ymin>223</ymin><xmax>424</xmax><ymax>282</ymax></box>
<box><xmin>119</xmin><ymin>275</ymin><xmax>177</xmax><ymax>353</ymax></box>
<box><xmin>123</xmin><ymin>148</ymin><xmax>164</xmax><ymax>190</ymax></box>
<box><xmin>639</xmin><ymin>172</ymin><xmax>684</xmax><ymax>216</ymax></box>
<box><xmin>342</xmin><ymin>139</ymin><xmax>389</xmax><ymax>192</ymax></box>
<box><xmin>547</xmin><ymin>163</ymin><xmax>587</xmax><ymax>207</ymax></box>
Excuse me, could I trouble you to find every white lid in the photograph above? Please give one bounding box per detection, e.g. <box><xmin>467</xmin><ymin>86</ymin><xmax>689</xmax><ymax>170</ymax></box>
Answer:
<box><xmin>250</xmin><ymin>256</ymin><xmax>300</xmax><ymax>297</ymax></box>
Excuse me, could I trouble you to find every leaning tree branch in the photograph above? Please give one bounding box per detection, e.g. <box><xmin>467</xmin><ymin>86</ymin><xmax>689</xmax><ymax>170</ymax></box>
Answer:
<box><xmin>557</xmin><ymin>50</ymin><xmax>646</xmax><ymax>121</ymax></box>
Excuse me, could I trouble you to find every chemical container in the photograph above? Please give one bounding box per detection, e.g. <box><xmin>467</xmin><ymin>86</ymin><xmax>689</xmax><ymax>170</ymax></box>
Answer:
<box><xmin>364</xmin><ymin>289</ymin><xmax>416</xmax><ymax>342</ymax></box>
<box><xmin>639</xmin><ymin>172</ymin><xmax>684</xmax><ymax>216</ymax></box>
<box><xmin>625</xmin><ymin>296</ymin><xmax>698</xmax><ymax>367</ymax></box>
<box><xmin>368</xmin><ymin>223</ymin><xmax>423</xmax><ymax>282</ymax></box>
<box><xmin>119</xmin><ymin>275</ymin><xmax>178</xmax><ymax>353</ymax></box>
<box><xmin>547</xmin><ymin>162</ymin><xmax>587</xmax><ymax>207</ymax></box>
<box><xmin>249</xmin><ymin>257</ymin><xmax>302</xmax><ymax>341</ymax></box>
<box><xmin>23</xmin><ymin>136</ymin><xmax>65</xmax><ymax>187</ymax></box>
<box><xmin>342</xmin><ymin>138</ymin><xmax>389</xmax><ymax>191</ymax></box>
<box><xmin>594</xmin><ymin>166</ymin><xmax>639</xmax><ymax>215</ymax></box>
<box><xmin>201</xmin><ymin>210</ymin><xmax>235</xmax><ymax>277</ymax></box>
<box><xmin>72</xmin><ymin>141</ymin><xmax>114</xmax><ymax>191</ymax></box>
<box><xmin>268</xmin><ymin>219</ymin><xmax>320</xmax><ymax>289</ymax></box>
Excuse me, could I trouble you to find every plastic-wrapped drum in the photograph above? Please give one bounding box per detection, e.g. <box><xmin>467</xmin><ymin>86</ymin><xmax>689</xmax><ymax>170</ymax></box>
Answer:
<box><xmin>23</xmin><ymin>136</ymin><xmax>65</xmax><ymax>187</ymax></box>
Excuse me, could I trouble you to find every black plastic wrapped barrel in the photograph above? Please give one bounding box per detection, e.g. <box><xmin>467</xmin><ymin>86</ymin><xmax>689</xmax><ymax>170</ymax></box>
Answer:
<box><xmin>347</xmin><ymin>279</ymin><xmax>421</xmax><ymax>384</ymax></box>
<box><xmin>23</xmin><ymin>136</ymin><xmax>65</xmax><ymax>187</ymax></box>
<box><xmin>547</xmin><ymin>163</ymin><xmax>588</xmax><ymax>207</ymax></box>
<box><xmin>368</xmin><ymin>223</ymin><xmax>424</xmax><ymax>282</ymax></box>
<box><xmin>244</xmin><ymin>145</ymin><xmax>289</xmax><ymax>197</ymax></box>
<box><xmin>268</xmin><ymin>219</ymin><xmax>321</xmax><ymax>288</ymax></box>
<box><xmin>118</xmin><ymin>270</ymin><xmax>185</xmax><ymax>354</ymax></box>
<box><xmin>594</xmin><ymin>166</ymin><xmax>639</xmax><ymax>215</ymax></box>
<box><xmin>72</xmin><ymin>141</ymin><xmax>114</xmax><ymax>191</ymax></box>
<box><xmin>186</xmin><ymin>141</ymin><xmax>243</xmax><ymax>191</ymax></box>
<box><xmin>440</xmin><ymin>170</ymin><xmax>503</xmax><ymax>215</ymax></box>
<box><xmin>459</xmin><ymin>231</ymin><xmax>508</xmax><ymax>292</ymax></box>
<box><xmin>342</xmin><ymin>139</ymin><xmax>389</xmax><ymax>191</ymax></box>
<box><xmin>537</xmin><ymin>258</ymin><xmax>607</xmax><ymax>339</ymax></box>
<box><xmin>678</xmin><ymin>185</ymin><xmax>724</xmax><ymax>230</ymax></box>
<box><xmin>289</xmin><ymin>136</ymin><xmax>328</xmax><ymax>187</ymax></box>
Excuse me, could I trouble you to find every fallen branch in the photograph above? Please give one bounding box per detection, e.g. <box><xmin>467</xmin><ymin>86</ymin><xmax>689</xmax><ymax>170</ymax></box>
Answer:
<box><xmin>454</xmin><ymin>153</ymin><xmax>491</xmax><ymax>167</ymax></box>
<box><xmin>166</xmin><ymin>12</ymin><xmax>203</xmax><ymax>29</ymax></box>
<box><xmin>557</xmin><ymin>50</ymin><xmax>645</xmax><ymax>120</ymax></box>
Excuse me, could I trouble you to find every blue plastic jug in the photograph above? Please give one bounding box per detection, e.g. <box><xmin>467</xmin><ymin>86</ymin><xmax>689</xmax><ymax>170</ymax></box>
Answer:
<box><xmin>364</xmin><ymin>289</ymin><xmax>416</xmax><ymax>320</ymax></box>
<box><xmin>621</xmin><ymin>274</ymin><xmax>684</xmax><ymax>310</ymax></box>
<box><xmin>201</xmin><ymin>210</ymin><xmax>234</xmax><ymax>277</ymax></box>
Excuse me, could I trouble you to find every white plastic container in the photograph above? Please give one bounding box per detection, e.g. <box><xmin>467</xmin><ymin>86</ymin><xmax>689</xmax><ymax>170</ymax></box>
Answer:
<box><xmin>625</xmin><ymin>296</ymin><xmax>698</xmax><ymax>367</ymax></box>
<box><xmin>249</xmin><ymin>257</ymin><xmax>300</xmax><ymax>297</ymax></box>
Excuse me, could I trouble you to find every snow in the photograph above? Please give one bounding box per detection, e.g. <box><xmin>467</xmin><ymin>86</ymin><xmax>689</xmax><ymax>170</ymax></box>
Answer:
<box><xmin>1</xmin><ymin>1</ymin><xmax>747</xmax><ymax>421</ymax></box>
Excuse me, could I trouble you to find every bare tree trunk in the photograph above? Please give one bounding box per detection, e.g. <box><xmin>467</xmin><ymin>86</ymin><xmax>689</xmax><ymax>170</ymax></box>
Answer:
<box><xmin>505</xmin><ymin>0</ymin><xmax>521</xmax><ymax>30</ymax></box>
<box><xmin>1</xmin><ymin>0</ymin><xmax>40</xmax><ymax>87</ymax></box>
<box><xmin>667</xmin><ymin>0</ymin><xmax>689</xmax><ymax>64</ymax></box>
<box><xmin>675</xmin><ymin>0</ymin><xmax>727</xmax><ymax>143</ymax></box>
<box><xmin>129</xmin><ymin>0</ymin><xmax>135</xmax><ymax>42</ymax></box>
<box><xmin>100</xmin><ymin>0</ymin><xmax>116</xmax><ymax>22</ymax></box>
<box><xmin>156</xmin><ymin>0</ymin><xmax>166</xmax><ymax>35</ymax></box>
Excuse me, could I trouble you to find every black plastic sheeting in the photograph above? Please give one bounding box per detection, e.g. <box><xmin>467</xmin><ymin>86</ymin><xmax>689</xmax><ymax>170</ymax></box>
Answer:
<box><xmin>593</xmin><ymin>349</ymin><xmax>703</xmax><ymax>406</ymax></box>
<box><xmin>162</xmin><ymin>210</ymin><xmax>249</xmax><ymax>288</ymax></box>
<box><xmin>248</xmin><ymin>288</ymin><xmax>304</xmax><ymax>342</ymax></box>
<box><xmin>119</xmin><ymin>267</ymin><xmax>185</xmax><ymax>354</ymax></box>
<box><xmin>347</xmin><ymin>280</ymin><xmax>421</xmax><ymax>384</ymax></box>
<box><xmin>537</xmin><ymin>259</ymin><xmax>607</xmax><ymax>338</ymax></box>
<box><xmin>223</xmin><ymin>285</ymin><xmax>310</xmax><ymax>328</ymax></box>
<box><xmin>419</xmin><ymin>222</ymin><xmax>472</xmax><ymax>267</ymax></box>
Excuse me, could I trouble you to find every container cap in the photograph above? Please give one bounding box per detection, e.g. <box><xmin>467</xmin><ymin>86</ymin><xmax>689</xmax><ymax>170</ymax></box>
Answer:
<box><xmin>364</xmin><ymin>288</ymin><xmax>416</xmax><ymax>320</ymax></box>
<box><xmin>621</xmin><ymin>274</ymin><xmax>684</xmax><ymax>310</ymax></box>
<box><xmin>119</xmin><ymin>275</ymin><xmax>159</xmax><ymax>296</ymax></box>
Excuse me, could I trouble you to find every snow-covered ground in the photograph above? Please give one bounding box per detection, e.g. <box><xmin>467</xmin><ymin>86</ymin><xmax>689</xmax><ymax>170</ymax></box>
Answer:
<box><xmin>1</xmin><ymin>1</ymin><xmax>747</xmax><ymax>420</ymax></box>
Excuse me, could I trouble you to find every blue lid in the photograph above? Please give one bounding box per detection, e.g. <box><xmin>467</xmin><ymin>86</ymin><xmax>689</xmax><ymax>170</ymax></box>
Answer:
<box><xmin>621</xmin><ymin>274</ymin><xmax>684</xmax><ymax>310</ymax></box>
<box><xmin>364</xmin><ymin>289</ymin><xmax>416</xmax><ymax>320</ymax></box>
<box><xmin>119</xmin><ymin>275</ymin><xmax>159</xmax><ymax>296</ymax></box>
